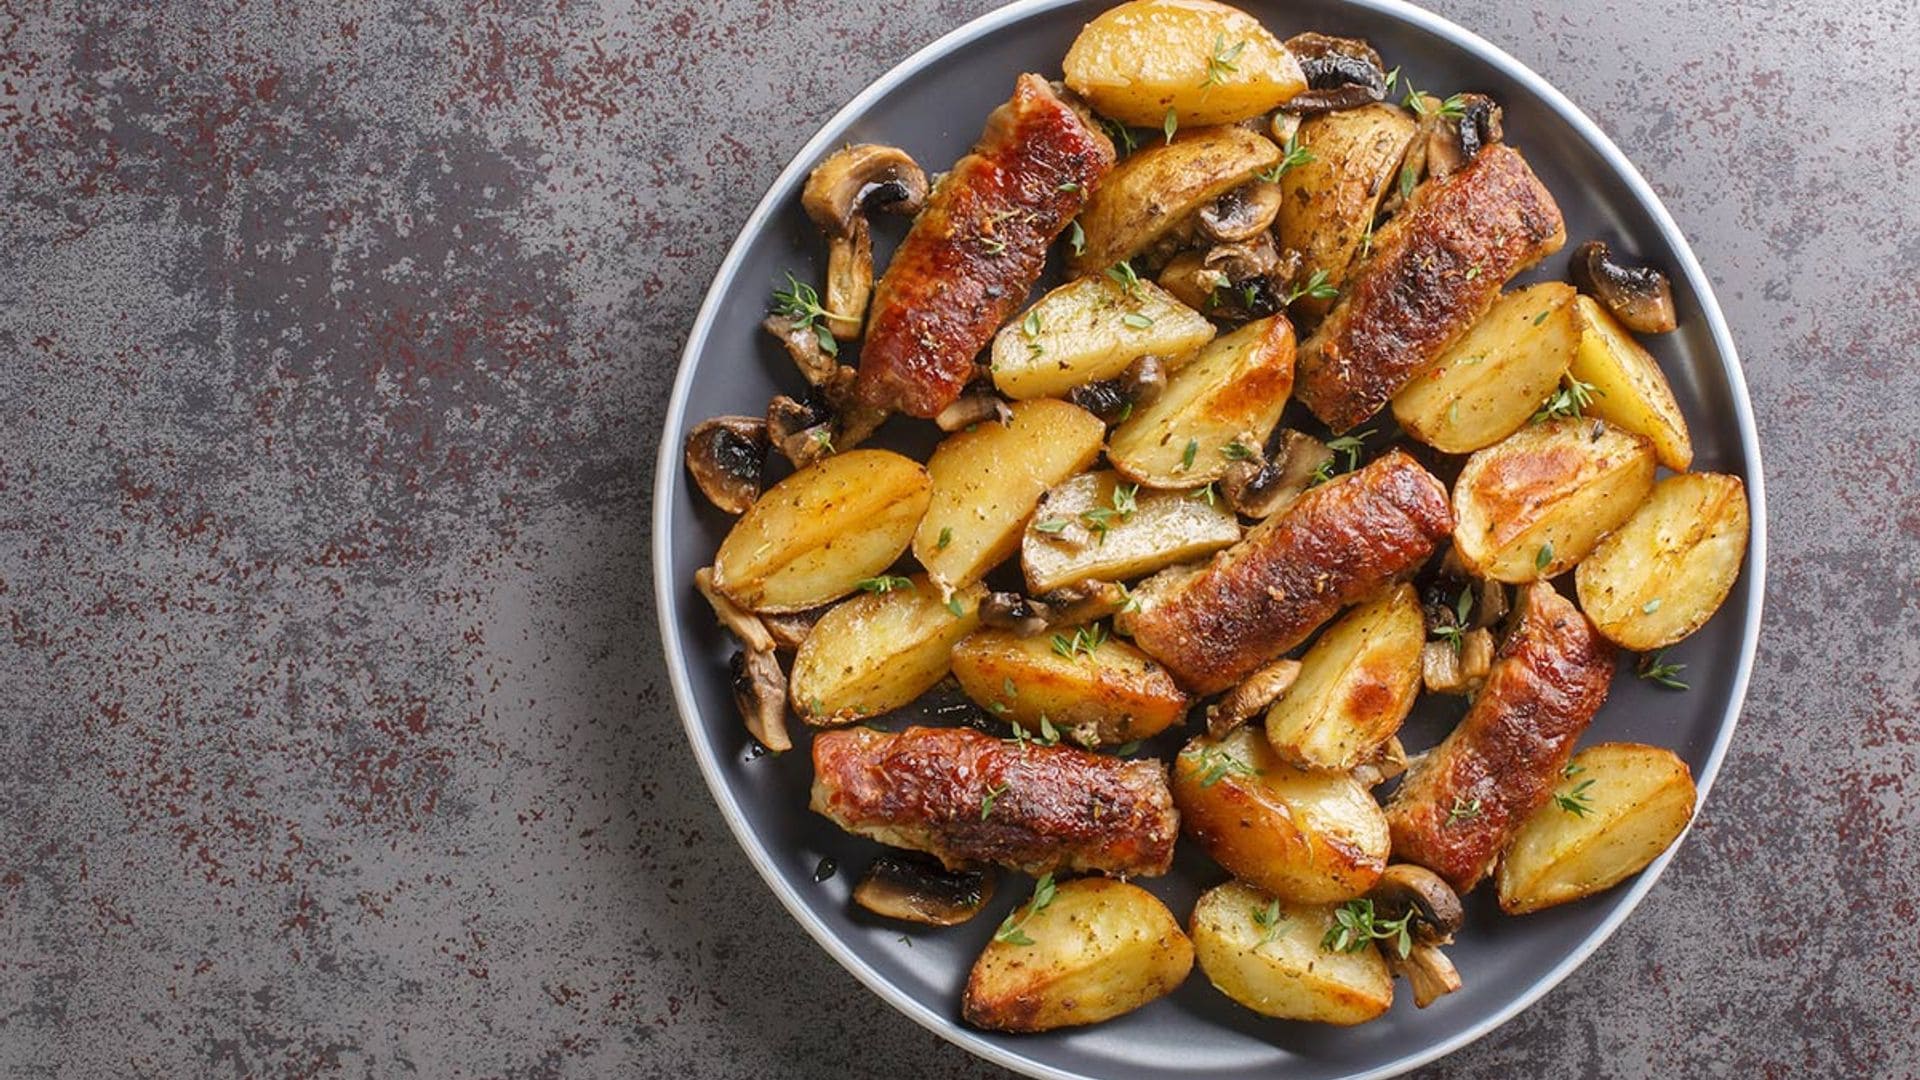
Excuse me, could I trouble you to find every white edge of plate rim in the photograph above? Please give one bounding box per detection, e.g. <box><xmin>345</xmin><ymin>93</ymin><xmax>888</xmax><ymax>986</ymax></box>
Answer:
<box><xmin>650</xmin><ymin>1</ymin><xmax>1769</xmax><ymax>1077</ymax></box>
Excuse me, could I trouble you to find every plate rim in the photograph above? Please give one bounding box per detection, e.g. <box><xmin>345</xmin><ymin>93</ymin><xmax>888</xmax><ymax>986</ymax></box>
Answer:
<box><xmin>650</xmin><ymin>1</ymin><xmax>1769</xmax><ymax>1076</ymax></box>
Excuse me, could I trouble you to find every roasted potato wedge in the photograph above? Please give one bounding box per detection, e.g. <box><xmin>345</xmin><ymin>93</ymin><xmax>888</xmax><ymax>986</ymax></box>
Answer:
<box><xmin>952</xmin><ymin>627</ymin><xmax>1189</xmax><ymax>749</ymax></box>
<box><xmin>1264</xmin><ymin>584</ymin><xmax>1423</xmax><ymax>771</ymax></box>
<box><xmin>1174</xmin><ymin>726</ymin><xmax>1389</xmax><ymax>902</ymax></box>
<box><xmin>1452</xmin><ymin>417</ymin><xmax>1656</xmax><ymax>582</ymax></box>
<box><xmin>1277</xmin><ymin>103</ymin><xmax>1420</xmax><ymax>316</ymax></box>
<box><xmin>1575</xmin><ymin>473</ymin><xmax>1750</xmax><ymax>650</ymax></box>
<box><xmin>1062</xmin><ymin>0</ymin><xmax>1306</xmax><ymax>127</ymax></box>
<box><xmin>963</xmin><ymin>877</ymin><xmax>1193</xmax><ymax>1032</ymax></box>
<box><xmin>914</xmin><ymin>399</ymin><xmax>1107</xmax><ymax>591</ymax></box>
<box><xmin>1391</xmin><ymin>283</ymin><xmax>1581</xmax><ymax>453</ymax></box>
<box><xmin>789</xmin><ymin>576</ymin><xmax>985</xmax><ymax>724</ymax></box>
<box><xmin>1497</xmin><ymin>742</ymin><xmax>1697</xmax><ymax>914</ymax></box>
<box><xmin>712</xmin><ymin>448</ymin><xmax>931</xmax><ymax>612</ymax></box>
<box><xmin>1570</xmin><ymin>295</ymin><xmax>1693</xmax><ymax>471</ymax></box>
<box><xmin>1022</xmin><ymin>470</ymin><xmax>1241</xmax><ymax>594</ymax></box>
<box><xmin>991</xmin><ymin>270</ymin><xmax>1214</xmax><ymax>402</ymax></box>
<box><xmin>1190</xmin><ymin>881</ymin><xmax>1393</xmax><ymax>1025</ymax></box>
<box><xmin>1108</xmin><ymin>315</ymin><xmax>1295</xmax><ymax>488</ymax></box>
<box><xmin>1072</xmin><ymin>126</ymin><xmax>1281</xmax><ymax>275</ymax></box>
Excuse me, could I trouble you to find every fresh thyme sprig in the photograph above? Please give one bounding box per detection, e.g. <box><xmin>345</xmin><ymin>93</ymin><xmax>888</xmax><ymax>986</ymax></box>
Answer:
<box><xmin>1322</xmin><ymin>898</ymin><xmax>1415</xmax><ymax>959</ymax></box>
<box><xmin>855</xmin><ymin>575</ymin><xmax>913</xmax><ymax>594</ymax></box>
<box><xmin>1256</xmin><ymin>131</ymin><xmax>1316</xmax><ymax>182</ymax></box>
<box><xmin>771</xmin><ymin>273</ymin><xmax>849</xmax><ymax>356</ymax></box>
<box><xmin>1050</xmin><ymin>622</ymin><xmax>1109</xmax><ymax>661</ymax></box>
<box><xmin>1185</xmin><ymin>744</ymin><xmax>1256</xmax><ymax>788</ymax></box>
<box><xmin>994</xmin><ymin>873</ymin><xmax>1057</xmax><ymax>946</ymax></box>
<box><xmin>1533</xmin><ymin>375</ymin><xmax>1602</xmax><ymax>422</ymax></box>
<box><xmin>1554</xmin><ymin>777</ymin><xmax>1597</xmax><ymax>817</ymax></box>
<box><xmin>1201</xmin><ymin>33</ymin><xmax>1248</xmax><ymax>88</ymax></box>
<box><xmin>1431</xmin><ymin>587</ymin><xmax>1474</xmax><ymax>653</ymax></box>
<box><xmin>1446</xmin><ymin>796</ymin><xmax>1483</xmax><ymax>825</ymax></box>
<box><xmin>1638</xmin><ymin>649</ymin><xmax>1690</xmax><ymax>690</ymax></box>
<box><xmin>1284</xmin><ymin>268</ymin><xmax>1339</xmax><ymax>305</ymax></box>
<box><xmin>1252</xmin><ymin>897</ymin><xmax>1286</xmax><ymax>945</ymax></box>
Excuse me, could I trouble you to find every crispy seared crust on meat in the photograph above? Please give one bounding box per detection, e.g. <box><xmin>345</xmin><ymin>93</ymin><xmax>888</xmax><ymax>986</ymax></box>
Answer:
<box><xmin>1124</xmin><ymin>450</ymin><xmax>1453</xmax><ymax>695</ymax></box>
<box><xmin>856</xmin><ymin>75</ymin><xmax>1116</xmax><ymax>418</ymax></box>
<box><xmin>809</xmin><ymin>725</ymin><xmax>1177</xmax><ymax>877</ymax></box>
<box><xmin>1296</xmin><ymin>145</ymin><xmax>1566</xmax><ymax>432</ymax></box>
<box><xmin>1386</xmin><ymin>582</ymin><xmax>1615</xmax><ymax>893</ymax></box>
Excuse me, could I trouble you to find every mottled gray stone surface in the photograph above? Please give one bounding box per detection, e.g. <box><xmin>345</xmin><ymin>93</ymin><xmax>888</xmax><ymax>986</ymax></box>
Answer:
<box><xmin>1</xmin><ymin>1</ymin><xmax>1914</xmax><ymax>1077</ymax></box>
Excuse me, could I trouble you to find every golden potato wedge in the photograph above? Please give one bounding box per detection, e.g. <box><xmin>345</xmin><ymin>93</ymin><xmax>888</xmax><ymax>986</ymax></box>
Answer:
<box><xmin>1391</xmin><ymin>283</ymin><xmax>1581</xmax><ymax>453</ymax></box>
<box><xmin>1452</xmin><ymin>417</ymin><xmax>1657</xmax><ymax>583</ymax></box>
<box><xmin>963</xmin><ymin>876</ymin><xmax>1193</xmax><ymax>1032</ymax></box>
<box><xmin>1264</xmin><ymin>584</ymin><xmax>1423</xmax><ymax>771</ymax></box>
<box><xmin>1497</xmin><ymin>742</ymin><xmax>1697</xmax><ymax>914</ymax></box>
<box><xmin>1108</xmin><ymin>315</ymin><xmax>1295</xmax><ymax>488</ymax></box>
<box><xmin>789</xmin><ymin>576</ymin><xmax>985</xmax><ymax>725</ymax></box>
<box><xmin>1021</xmin><ymin>470</ymin><xmax>1242</xmax><ymax>594</ymax></box>
<box><xmin>1062</xmin><ymin>0</ymin><xmax>1305</xmax><ymax>128</ymax></box>
<box><xmin>914</xmin><ymin>399</ymin><xmax>1107</xmax><ymax>591</ymax></box>
<box><xmin>990</xmin><ymin>275</ymin><xmax>1215</xmax><ymax>400</ymax></box>
<box><xmin>712</xmin><ymin>448</ymin><xmax>931</xmax><ymax>612</ymax></box>
<box><xmin>952</xmin><ymin>627</ymin><xmax>1189</xmax><ymax>749</ymax></box>
<box><xmin>1575</xmin><ymin>473</ymin><xmax>1750</xmax><ymax>650</ymax></box>
<box><xmin>1570</xmin><ymin>295</ymin><xmax>1693</xmax><ymax>471</ymax></box>
<box><xmin>1277</xmin><ymin>103</ymin><xmax>1420</xmax><ymax>316</ymax></box>
<box><xmin>1190</xmin><ymin>881</ymin><xmax>1393</xmax><ymax>1025</ymax></box>
<box><xmin>1072</xmin><ymin>126</ymin><xmax>1281</xmax><ymax>276</ymax></box>
<box><xmin>1174</xmin><ymin>726</ymin><xmax>1388</xmax><ymax>902</ymax></box>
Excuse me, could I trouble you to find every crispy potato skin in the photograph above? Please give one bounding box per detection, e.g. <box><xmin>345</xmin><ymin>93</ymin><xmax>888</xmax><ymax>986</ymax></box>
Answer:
<box><xmin>1386</xmin><ymin>582</ymin><xmax>1615</xmax><ymax>893</ymax></box>
<box><xmin>1296</xmin><ymin>146</ymin><xmax>1567</xmax><ymax>432</ymax></box>
<box><xmin>810</xmin><ymin>726</ymin><xmax>1178</xmax><ymax>877</ymax></box>
<box><xmin>1126</xmin><ymin>450</ymin><xmax>1453</xmax><ymax>695</ymax></box>
<box><xmin>857</xmin><ymin>75</ymin><xmax>1115</xmax><ymax>418</ymax></box>
<box><xmin>952</xmin><ymin>629</ymin><xmax>1189</xmax><ymax>749</ymax></box>
<box><xmin>1071</xmin><ymin>126</ymin><xmax>1279</xmax><ymax>276</ymax></box>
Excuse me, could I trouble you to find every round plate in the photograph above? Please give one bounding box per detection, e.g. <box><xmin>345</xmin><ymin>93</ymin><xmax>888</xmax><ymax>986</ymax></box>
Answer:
<box><xmin>652</xmin><ymin>2</ymin><xmax>1766</xmax><ymax>1077</ymax></box>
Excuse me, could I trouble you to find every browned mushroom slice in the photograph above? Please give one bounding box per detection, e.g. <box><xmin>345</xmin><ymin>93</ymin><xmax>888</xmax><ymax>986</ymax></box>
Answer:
<box><xmin>761</xmin><ymin>608</ymin><xmax>824</xmax><ymax>653</ymax></box>
<box><xmin>1220</xmin><ymin>429</ymin><xmax>1333</xmax><ymax>519</ymax></box>
<box><xmin>1204</xmin><ymin>657</ymin><xmax>1302</xmax><ymax>738</ymax></box>
<box><xmin>1571</xmin><ymin>240</ymin><xmax>1677</xmax><ymax>334</ymax></box>
<box><xmin>1197</xmin><ymin>181</ymin><xmax>1284</xmax><ymax>244</ymax></box>
<box><xmin>934</xmin><ymin>388</ymin><xmax>1013</xmax><ymax>433</ymax></box>
<box><xmin>685</xmin><ymin>416</ymin><xmax>769</xmax><ymax>515</ymax></box>
<box><xmin>1283</xmin><ymin>33</ymin><xmax>1388</xmax><ymax>114</ymax></box>
<box><xmin>1420</xmin><ymin>629</ymin><xmax>1494</xmax><ymax>695</ymax></box>
<box><xmin>1041</xmin><ymin>580</ymin><xmax>1131</xmax><ymax>626</ymax></box>
<box><xmin>852</xmin><ymin>851</ymin><xmax>997</xmax><ymax>926</ymax></box>
<box><xmin>1422</xmin><ymin>93</ymin><xmax>1504</xmax><ymax>179</ymax></box>
<box><xmin>1366</xmin><ymin>864</ymin><xmax>1464</xmax><ymax>1007</ymax></box>
<box><xmin>767</xmin><ymin>373</ymin><xmax>887</xmax><ymax>468</ymax></box>
<box><xmin>731</xmin><ymin>647</ymin><xmax>791</xmax><ymax>753</ymax></box>
<box><xmin>802</xmin><ymin>144</ymin><xmax>930</xmax><ymax>340</ymax></box>
<box><xmin>763</xmin><ymin>312</ymin><xmax>839</xmax><ymax>387</ymax></box>
<box><xmin>1066</xmin><ymin>355</ymin><xmax>1168</xmax><ymax>423</ymax></box>
<box><xmin>696</xmin><ymin>567</ymin><xmax>775</xmax><ymax>653</ymax></box>
<box><xmin>979</xmin><ymin>591</ymin><xmax>1053</xmax><ymax>637</ymax></box>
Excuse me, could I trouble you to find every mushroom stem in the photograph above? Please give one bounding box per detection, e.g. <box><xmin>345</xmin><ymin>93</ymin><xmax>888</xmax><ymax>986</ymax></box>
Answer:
<box><xmin>696</xmin><ymin>567</ymin><xmax>775</xmax><ymax>653</ymax></box>
<box><xmin>730</xmin><ymin>647</ymin><xmax>791</xmax><ymax>753</ymax></box>
<box><xmin>934</xmin><ymin>389</ymin><xmax>1013</xmax><ymax>432</ymax></box>
<box><xmin>823</xmin><ymin>217</ymin><xmax>874</xmax><ymax>340</ymax></box>
<box><xmin>1387</xmin><ymin>941</ymin><xmax>1462</xmax><ymax>1008</ymax></box>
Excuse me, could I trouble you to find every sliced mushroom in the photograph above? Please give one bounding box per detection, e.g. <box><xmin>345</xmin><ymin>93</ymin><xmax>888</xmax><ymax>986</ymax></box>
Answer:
<box><xmin>1423</xmin><ymin>92</ymin><xmax>1504</xmax><ymax>180</ymax></box>
<box><xmin>767</xmin><ymin>371</ymin><xmax>887</xmax><ymax>468</ymax></box>
<box><xmin>1571</xmin><ymin>240</ymin><xmax>1677</xmax><ymax>334</ymax></box>
<box><xmin>761</xmin><ymin>608</ymin><xmax>823</xmax><ymax>653</ymax></box>
<box><xmin>1283</xmin><ymin>33</ymin><xmax>1388</xmax><ymax>114</ymax></box>
<box><xmin>1390</xmin><ymin>942</ymin><xmax>1462</xmax><ymax>1008</ymax></box>
<box><xmin>1369</xmin><ymin>863</ymin><xmax>1464</xmax><ymax>944</ymax></box>
<box><xmin>1197</xmin><ymin>181</ymin><xmax>1284</xmax><ymax>243</ymax></box>
<box><xmin>696</xmin><ymin>567</ymin><xmax>775</xmax><ymax>653</ymax></box>
<box><xmin>1041</xmin><ymin>580</ymin><xmax>1131</xmax><ymax>626</ymax></box>
<box><xmin>685</xmin><ymin>416</ymin><xmax>769</xmax><ymax>515</ymax></box>
<box><xmin>1367</xmin><ymin>863</ymin><xmax>1465</xmax><ymax>1007</ymax></box>
<box><xmin>852</xmin><ymin>851</ymin><xmax>996</xmax><ymax>926</ymax></box>
<box><xmin>801</xmin><ymin>144</ymin><xmax>929</xmax><ymax>339</ymax></box>
<box><xmin>730</xmin><ymin>647</ymin><xmax>791</xmax><ymax>753</ymax></box>
<box><xmin>1222</xmin><ymin>429</ymin><xmax>1333</xmax><ymax>519</ymax></box>
<box><xmin>1270</xmin><ymin>110</ymin><xmax>1302</xmax><ymax>147</ymax></box>
<box><xmin>1067</xmin><ymin>355</ymin><xmax>1168</xmax><ymax>423</ymax></box>
<box><xmin>762</xmin><ymin>312</ymin><xmax>839</xmax><ymax>387</ymax></box>
<box><xmin>980</xmin><ymin>592</ymin><xmax>1054</xmax><ymax>637</ymax></box>
<box><xmin>1351</xmin><ymin>735</ymin><xmax>1408</xmax><ymax>788</ymax></box>
<box><xmin>1205</xmin><ymin>657</ymin><xmax>1302</xmax><ymax>737</ymax></box>
<box><xmin>1420</xmin><ymin>629</ymin><xmax>1493</xmax><ymax>695</ymax></box>
<box><xmin>934</xmin><ymin>388</ymin><xmax>1013</xmax><ymax>433</ymax></box>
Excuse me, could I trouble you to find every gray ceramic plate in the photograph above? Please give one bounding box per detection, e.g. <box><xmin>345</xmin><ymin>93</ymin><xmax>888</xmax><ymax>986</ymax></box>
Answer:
<box><xmin>653</xmin><ymin>2</ymin><xmax>1766</xmax><ymax>1076</ymax></box>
